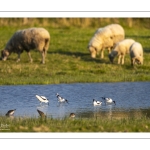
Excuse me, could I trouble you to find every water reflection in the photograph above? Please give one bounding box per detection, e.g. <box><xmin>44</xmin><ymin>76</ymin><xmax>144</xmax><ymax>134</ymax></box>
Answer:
<box><xmin>0</xmin><ymin>82</ymin><xmax>150</xmax><ymax>119</ymax></box>
<box><xmin>77</xmin><ymin>108</ymin><xmax>150</xmax><ymax>119</ymax></box>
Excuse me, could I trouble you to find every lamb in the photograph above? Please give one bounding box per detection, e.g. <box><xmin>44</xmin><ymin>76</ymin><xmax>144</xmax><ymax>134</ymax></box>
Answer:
<box><xmin>108</xmin><ymin>39</ymin><xmax>135</xmax><ymax>65</ymax></box>
<box><xmin>1</xmin><ymin>27</ymin><xmax>50</xmax><ymax>64</ymax></box>
<box><xmin>129</xmin><ymin>42</ymin><xmax>144</xmax><ymax>66</ymax></box>
<box><xmin>88</xmin><ymin>24</ymin><xmax>125</xmax><ymax>59</ymax></box>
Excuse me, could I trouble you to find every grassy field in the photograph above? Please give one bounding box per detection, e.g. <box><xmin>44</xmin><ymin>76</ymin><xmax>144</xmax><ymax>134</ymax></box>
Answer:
<box><xmin>0</xmin><ymin>19</ymin><xmax>150</xmax><ymax>132</ymax></box>
<box><xmin>0</xmin><ymin>116</ymin><xmax>150</xmax><ymax>132</ymax></box>
<box><xmin>0</xmin><ymin>25</ymin><xmax>150</xmax><ymax>85</ymax></box>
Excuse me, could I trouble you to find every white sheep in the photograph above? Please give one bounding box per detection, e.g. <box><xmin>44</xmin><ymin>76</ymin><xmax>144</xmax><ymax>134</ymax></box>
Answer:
<box><xmin>129</xmin><ymin>42</ymin><xmax>144</xmax><ymax>66</ymax></box>
<box><xmin>108</xmin><ymin>39</ymin><xmax>135</xmax><ymax>65</ymax></box>
<box><xmin>1</xmin><ymin>27</ymin><xmax>50</xmax><ymax>64</ymax></box>
<box><xmin>88</xmin><ymin>24</ymin><xmax>125</xmax><ymax>59</ymax></box>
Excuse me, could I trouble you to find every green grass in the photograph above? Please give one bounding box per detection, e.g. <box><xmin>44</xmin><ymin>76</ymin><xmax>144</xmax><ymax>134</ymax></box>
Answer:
<box><xmin>0</xmin><ymin>26</ymin><xmax>150</xmax><ymax>85</ymax></box>
<box><xmin>0</xmin><ymin>116</ymin><xmax>150</xmax><ymax>132</ymax></box>
<box><xmin>0</xmin><ymin>20</ymin><xmax>150</xmax><ymax>132</ymax></box>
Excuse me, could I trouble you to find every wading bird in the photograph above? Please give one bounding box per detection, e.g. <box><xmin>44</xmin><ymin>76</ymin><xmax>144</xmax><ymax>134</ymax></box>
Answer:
<box><xmin>93</xmin><ymin>99</ymin><xmax>102</xmax><ymax>106</ymax></box>
<box><xmin>35</xmin><ymin>95</ymin><xmax>49</xmax><ymax>105</ymax></box>
<box><xmin>101</xmin><ymin>97</ymin><xmax>116</xmax><ymax>105</ymax></box>
<box><xmin>56</xmin><ymin>93</ymin><xmax>68</xmax><ymax>103</ymax></box>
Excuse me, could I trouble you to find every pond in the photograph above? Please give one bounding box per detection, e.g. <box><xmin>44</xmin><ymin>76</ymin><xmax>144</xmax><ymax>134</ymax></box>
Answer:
<box><xmin>0</xmin><ymin>82</ymin><xmax>150</xmax><ymax>119</ymax></box>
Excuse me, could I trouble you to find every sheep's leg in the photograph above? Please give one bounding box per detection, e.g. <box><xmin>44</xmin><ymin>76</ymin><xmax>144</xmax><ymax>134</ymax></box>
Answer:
<box><xmin>41</xmin><ymin>51</ymin><xmax>46</xmax><ymax>64</ymax></box>
<box><xmin>100</xmin><ymin>50</ymin><xmax>104</xmax><ymax>59</ymax></box>
<box><xmin>118</xmin><ymin>55</ymin><xmax>121</xmax><ymax>64</ymax></box>
<box><xmin>131</xmin><ymin>58</ymin><xmax>134</xmax><ymax>66</ymax></box>
<box><xmin>16</xmin><ymin>52</ymin><xmax>21</xmax><ymax>62</ymax></box>
<box><xmin>27</xmin><ymin>52</ymin><xmax>33</xmax><ymax>63</ymax></box>
<box><xmin>108</xmin><ymin>48</ymin><xmax>111</xmax><ymax>54</ymax></box>
<box><xmin>44</xmin><ymin>50</ymin><xmax>47</xmax><ymax>58</ymax></box>
<box><xmin>121</xmin><ymin>55</ymin><xmax>125</xmax><ymax>65</ymax></box>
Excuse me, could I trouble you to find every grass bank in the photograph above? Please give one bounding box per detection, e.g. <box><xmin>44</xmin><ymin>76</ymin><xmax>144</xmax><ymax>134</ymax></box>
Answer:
<box><xmin>0</xmin><ymin>116</ymin><xmax>150</xmax><ymax>132</ymax></box>
<box><xmin>0</xmin><ymin>25</ymin><xmax>150</xmax><ymax>85</ymax></box>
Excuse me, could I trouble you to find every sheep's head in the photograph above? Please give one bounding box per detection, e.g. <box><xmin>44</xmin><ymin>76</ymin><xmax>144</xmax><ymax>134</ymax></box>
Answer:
<box><xmin>134</xmin><ymin>56</ymin><xmax>143</xmax><ymax>65</ymax></box>
<box><xmin>132</xmin><ymin>56</ymin><xmax>143</xmax><ymax>66</ymax></box>
<box><xmin>1</xmin><ymin>50</ymin><xmax>9</xmax><ymax>61</ymax></box>
<box><xmin>108</xmin><ymin>50</ymin><xmax>117</xmax><ymax>63</ymax></box>
<box><xmin>108</xmin><ymin>53</ymin><xmax>114</xmax><ymax>63</ymax></box>
<box><xmin>88</xmin><ymin>46</ymin><xmax>97</xmax><ymax>58</ymax></box>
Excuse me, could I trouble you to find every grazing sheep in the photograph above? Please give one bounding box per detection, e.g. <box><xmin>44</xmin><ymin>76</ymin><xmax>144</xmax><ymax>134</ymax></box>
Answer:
<box><xmin>1</xmin><ymin>27</ymin><xmax>50</xmax><ymax>64</ymax></box>
<box><xmin>88</xmin><ymin>24</ymin><xmax>125</xmax><ymax>59</ymax></box>
<box><xmin>129</xmin><ymin>42</ymin><xmax>144</xmax><ymax>66</ymax></box>
<box><xmin>109</xmin><ymin>39</ymin><xmax>135</xmax><ymax>64</ymax></box>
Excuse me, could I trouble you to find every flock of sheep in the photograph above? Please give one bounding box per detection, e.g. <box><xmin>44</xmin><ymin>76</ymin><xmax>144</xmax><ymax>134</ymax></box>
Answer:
<box><xmin>1</xmin><ymin>24</ymin><xmax>143</xmax><ymax>66</ymax></box>
<box><xmin>88</xmin><ymin>24</ymin><xmax>143</xmax><ymax>66</ymax></box>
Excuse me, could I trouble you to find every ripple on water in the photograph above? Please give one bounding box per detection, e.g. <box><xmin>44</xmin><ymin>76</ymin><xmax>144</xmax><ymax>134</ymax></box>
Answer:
<box><xmin>0</xmin><ymin>82</ymin><xmax>150</xmax><ymax>119</ymax></box>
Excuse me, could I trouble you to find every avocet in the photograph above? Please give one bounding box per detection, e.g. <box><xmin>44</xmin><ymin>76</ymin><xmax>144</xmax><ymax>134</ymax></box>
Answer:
<box><xmin>56</xmin><ymin>93</ymin><xmax>68</xmax><ymax>103</ymax></box>
<box><xmin>35</xmin><ymin>95</ymin><xmax>49</xmax><ymax>105</ymax></box>
<box><xmin>93</xmin><ymin>99</ymin><xmax>102</xmax><ymax>106</ymax></box>
<box><xmin>101</xmin><ymin>97</ymin><xmax>116</xmax><ymax>105</ymax></box>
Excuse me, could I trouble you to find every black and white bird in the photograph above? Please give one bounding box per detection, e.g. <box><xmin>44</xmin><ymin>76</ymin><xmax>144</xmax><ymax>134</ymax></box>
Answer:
<box><xmin>93</xmin><ymin>99</ymin><xmax>102</xmax><ymax>106</ymax></box>
<box><xmin>101</xmin><ymin>97</ymin><xmax>116</xmax><ymax>105</ymax></box>
<box><xmin>35</xmin><ymin>95</ymin><xmax>49</xmax><ymax>105</ymax></box>
<box><xmin>56</xmin><ymin>93</ymin><xmax>68</xmax><ymax>103</ymax></box>
<box><xmin>6</xmin><ymin>109</ymin><xmax>16</xmax><ymax>117</ymax></box>
<box><xmin>37</xmin><ymin>109</ymin><xmax>46</xmax><ymax>118</ymax></box>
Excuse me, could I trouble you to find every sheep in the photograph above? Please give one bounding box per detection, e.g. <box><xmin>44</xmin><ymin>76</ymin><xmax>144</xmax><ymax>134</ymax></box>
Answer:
<box><xmin>1</xmin><ymin>27</ymin><xmax>50</xmax><ymax>64</ymax></box>
<box><xmin>88</xmin><ymin>27</ymin><xmax>113</xmax><ymax>59</ymax></box>
<box><xmin>108</xmin><ymin>39</ymin><xmax>135</xmax><ymax>65</ymax></box>
<box><xmin>129</xmin><ymin>42</ymin><xmax>144</xmax><ymax>66</ymax></box>
<box><xmin>88</xmin><ymin>24</ymin><xmax>125</xmax><ymax>59</ymax></box>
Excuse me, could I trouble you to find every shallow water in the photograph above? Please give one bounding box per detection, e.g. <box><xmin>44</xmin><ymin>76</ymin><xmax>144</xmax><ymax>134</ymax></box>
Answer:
<box><xmin>0</xmin><ymin>82</ymin><xmax>150</xmax><ymax>119</ymax></box>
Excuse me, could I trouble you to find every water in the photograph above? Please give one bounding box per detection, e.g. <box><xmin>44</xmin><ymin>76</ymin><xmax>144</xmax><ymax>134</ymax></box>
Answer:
<box><xmin>0</xmin><ymin>82</ymin><xmax>150</xmax><ymax>119</ymax></box>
